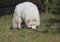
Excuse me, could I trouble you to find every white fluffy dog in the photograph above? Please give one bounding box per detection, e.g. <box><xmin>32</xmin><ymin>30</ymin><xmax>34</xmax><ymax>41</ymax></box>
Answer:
<box><xmin>12</xmin><ymin>2</ymin><xmax>40</xmax><ymax>29</ymax></box>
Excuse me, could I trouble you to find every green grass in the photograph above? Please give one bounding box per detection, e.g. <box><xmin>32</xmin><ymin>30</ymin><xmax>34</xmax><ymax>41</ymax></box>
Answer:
<box><xmin>0</xmin><ymin>13</ymin><xmax>60</xmax><ymax>42</ymax></box>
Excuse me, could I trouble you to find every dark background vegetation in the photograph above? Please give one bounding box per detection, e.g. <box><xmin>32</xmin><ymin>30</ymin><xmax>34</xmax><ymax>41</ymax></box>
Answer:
<box><xmin>0</xmin><ymin>0</ymin><xmax>60</xmax><ymax>16</ymax></box>
<box><xmin>0</xmin><ymin>0</ymin><xmax>27</xmax><ymax>16</ymax></box>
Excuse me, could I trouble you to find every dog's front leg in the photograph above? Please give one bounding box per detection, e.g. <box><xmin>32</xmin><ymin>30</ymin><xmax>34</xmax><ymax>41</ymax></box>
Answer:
<box><xmin>17</xmin><ymin>23</ymin><xmax>21</xmax><ymax>29</ymax></box>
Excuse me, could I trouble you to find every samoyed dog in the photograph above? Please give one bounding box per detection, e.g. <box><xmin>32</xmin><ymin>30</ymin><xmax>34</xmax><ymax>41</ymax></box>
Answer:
<box><xmin>12</xmin><ymin>2</ymin><xmax>40</xmax><ymax>30</ymax></box>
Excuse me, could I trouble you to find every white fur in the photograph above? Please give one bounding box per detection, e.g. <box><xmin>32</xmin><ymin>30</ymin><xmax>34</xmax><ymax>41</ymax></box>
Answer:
<box><xmin>12</xmin><ymin>2</ymin><xmax>40</xmax><ymax>29</ymax></box>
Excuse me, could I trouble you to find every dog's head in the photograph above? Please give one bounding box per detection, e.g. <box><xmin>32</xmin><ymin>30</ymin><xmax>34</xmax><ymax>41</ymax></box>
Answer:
<box><xmin>26</xmin><ymin>19</ymin><xmax>37</xmax><ymax>29</ymax></box>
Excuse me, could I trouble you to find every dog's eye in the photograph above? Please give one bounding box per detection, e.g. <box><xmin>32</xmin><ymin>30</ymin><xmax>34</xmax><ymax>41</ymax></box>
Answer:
<box><xmin>33</xmin><ymin>19</ymin><xmax>36</xmax><ymax>21</ymax></box>
<box><xmin>27</xmin><ymin>20</ymin><xmax>30</xmax><ymax>23</ymax></box>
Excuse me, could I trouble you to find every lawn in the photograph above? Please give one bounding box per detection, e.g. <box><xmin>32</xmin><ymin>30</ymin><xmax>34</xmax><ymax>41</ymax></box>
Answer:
<box><xmin>0</xmin><ymin>13</ymin><xmax>60</xmax><ymax>42</ymax></box>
